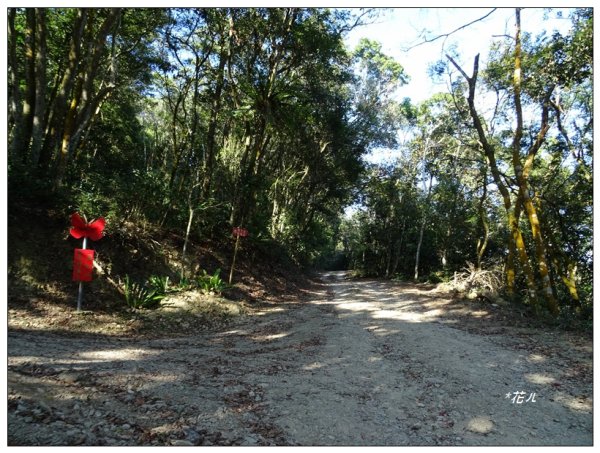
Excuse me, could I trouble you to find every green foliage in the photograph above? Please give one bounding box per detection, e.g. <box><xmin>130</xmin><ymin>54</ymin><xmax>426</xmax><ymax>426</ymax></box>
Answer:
<box><xmin>122</xmin><ymin>275</ymin><xmax>166</xmax><ymax>309</ymax></box>
<box><xmin>196</xmin><ymin>269</ymin><xmax>226</xmax><ymax>294</ymax></box>
<box><xmin>8</xmin><ymin>6</ymin><xmax>405</xmax><ymax>270</ymax></box>
<box><xmin>7</xmin><ymin>8</ymin><xmax>592</xmax><ymax>327</ymax></box>
<box><xmin>147</xmin><ymin>275</ymin><xmax>170</xmax><ymax>294</ymax></box>
<box><xmin>69</xmin><ymin>171</ymin><xmax>122</xmax><ymax>225</ymax></box>
<box><xmin>338</xmin><ymin>8</ymin><xmax>593</xmax><ymax>325</ymax></box>
<box><xmin>176</xmin><ymin>276</ymin><xmax>194</xmax><ymax>291</ymax></box>
<box><xmin>556</xmin><ymin>305</ymin><xmax>593</xmax><ymax>332</ymax></box>
<box><xmin>354</xmin><ymin>38</ymin><xmax>409</xmax><ymax>86</ymax></box>
<box><xmin>427</xmin><ymin>271</ymin><xmax>451</xmax><ymax>284</ymax></box>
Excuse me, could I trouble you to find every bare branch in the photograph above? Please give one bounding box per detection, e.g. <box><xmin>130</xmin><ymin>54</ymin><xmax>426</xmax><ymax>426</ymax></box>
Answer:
<box><xmin>446</xmin><ymin>54</ymin><xmax>470</xmax><ymax>82</ymax></box>
<box><xmin>336</xmin><ymin>8</ymin><xmax>381</xmax><ymax>37</ymax></box>
<box><xmin>492</xmin><ymin>34</ymin><xmax>514</xmax><ymax>40</ymax></box>
<box><xmin>404</xmin><ymin>8</ymin><xmax>497</xmax><ymax>51</ymax></box>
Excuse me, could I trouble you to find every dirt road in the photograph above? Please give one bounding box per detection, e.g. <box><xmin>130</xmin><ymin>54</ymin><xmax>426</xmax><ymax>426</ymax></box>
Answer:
<box><xmin>7</xmin><ymin>271</ymin><xmax>593</xmax><ymax>446</ymax></box>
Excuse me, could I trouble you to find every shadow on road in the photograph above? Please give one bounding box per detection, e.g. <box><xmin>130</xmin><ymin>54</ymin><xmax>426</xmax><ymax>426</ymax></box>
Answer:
<box><xmin>7</xmin><ymin>271</ymin><xmax>593</xmax><ymax>446</ymax></box>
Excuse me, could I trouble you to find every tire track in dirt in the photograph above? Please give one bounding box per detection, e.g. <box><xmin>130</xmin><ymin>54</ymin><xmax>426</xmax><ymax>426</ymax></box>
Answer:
<box><xmin>7</xmin><ymin>271</ymin><xmax>592</xmax><ymax>446</ymax></box>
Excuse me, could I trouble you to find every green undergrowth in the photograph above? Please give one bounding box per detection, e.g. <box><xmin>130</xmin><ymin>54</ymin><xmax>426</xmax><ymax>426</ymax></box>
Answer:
<box><xmin>7</xmin><ymin>197</ymin><xmax>307</xmax><ymax>338</ymax></box>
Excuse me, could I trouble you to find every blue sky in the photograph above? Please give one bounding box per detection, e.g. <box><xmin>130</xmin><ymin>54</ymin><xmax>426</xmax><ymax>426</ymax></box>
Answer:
<box><xmin>346</xmin><ymin>8</ymin><xmax>573</xmax><ymax>102</ymax></box>
<box><xmin>344</xmin><ymin>7</ymin><xmax>576</xmax><ymax>164</ymax></box>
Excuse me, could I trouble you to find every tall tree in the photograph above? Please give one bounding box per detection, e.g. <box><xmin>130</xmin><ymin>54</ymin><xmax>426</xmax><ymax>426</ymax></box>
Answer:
<box><xmin>447</xmin><ymin>8</ymin><xmax>592</xmax><ymax>314</ymax></box>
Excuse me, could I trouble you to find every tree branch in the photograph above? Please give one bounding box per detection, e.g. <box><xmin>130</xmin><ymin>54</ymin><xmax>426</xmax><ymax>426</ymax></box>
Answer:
<box><xmin>336</xmin><ymin>8</ymin><xmax>379</xmax><ymax>36</ymax></box>
<box><xmin>404</xmin><ymin>8</ymin><xmax>497</xmax><ymax>51</ymax></box>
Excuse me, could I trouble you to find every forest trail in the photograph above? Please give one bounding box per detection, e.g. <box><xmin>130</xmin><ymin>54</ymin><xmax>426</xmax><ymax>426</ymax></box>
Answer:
<box><xmin>8</xmin><ymin>271</ymin><xmax>592</xmax><ymax>446</ymax></box>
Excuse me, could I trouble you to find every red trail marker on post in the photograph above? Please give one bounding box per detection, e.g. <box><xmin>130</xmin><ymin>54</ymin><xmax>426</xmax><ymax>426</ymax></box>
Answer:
<box><xmin>69</xmin><ymin>213</ymin><xmax>105</xmax><ymax>311</ymax></box>
<box><xmin>70</xmin><ymin>213</ymin><xmax>105</xmax><ymax>241</ymax></box>
<box><xmin>73</xmin><ymin>249</ymin><xmax>95</xmax><ymax>282</ymax></box>
<box><xmin>232</xmin><ymin>227</ymin><xmax>248</xmax><ymax>238</ymax></box>
<box><xmin>229</xmin><ymin>226</ymin><xmax>249</xmax><ymax>284</ymax></box>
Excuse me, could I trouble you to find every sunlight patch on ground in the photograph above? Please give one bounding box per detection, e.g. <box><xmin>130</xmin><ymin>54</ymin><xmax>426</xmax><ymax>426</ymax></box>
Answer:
<box><xmin>251</xmin><ymin>332</ymin><xmax>289</xmax><ymax>342</ymax></box>
<box><xmin>249</xmin><ymin>307</ymin><xmax>287</xmax><ymax>316</ymax></box>
<box><xmin>77</xmin><ymin>348</ymin><xmax>160</xmax><ymax>362</ymax></box>
<box><xmin>470</xmin><ymin>310</ymin><xmax>489</xmax><ymax>318</ymax></box>
<box><xmin>303</xmin><ymin>361</ymin><xmax>325</xmax><ymax>371</ymax></box>
<box><xmin>372</xmin><ymin>309</ymin><xmax>428</xmax><ymax>323</ymax></box>
<box><xmin>222</xmin><ymin>329</ymin><xmax>249</xmax><ymax>335</ymax></box>
<box><xmin>423</xmin><ymin>300</ymin><xmax>452</xmax><ymax>309</ymax></box>
<box><xmin>9</xmin><ymin>356</ymin><xmax>52</xmax><ymax>366</ymax></box>
<box><xmin>554</xmin><ymin>393</ymin><xmax>593</xmax><ymax>412</ymax></box>
<box><xmin>527</xmin><ymin>353</ymin><xmax>547</xmax><ymax>363</ymax></box>
<box><xmin>524</xmin><ymin>373</ymin><xmax>556</xmax><ymax>385</ymax></box>
<box><xmin>366</xmin><ymin>296</ymin><xmax>399</xmax><ymax>304</ymax></box>
<box><xmin>335</xmin><ymin>302</ymin><xmax>378</xmax><ymax>312</ymax></box>
<box><xmin>149</xmin><ymin>422</ymin><xmax>182</xmax><ymax>437</ymax></box>
<box><xmin>333</xmin><ymin>295</ymin><xmax>447</xmax><ymax>323</ymax></box>
<box><xmin>422</xmin><ymin>309</ymin><xmax>445</xmax><ymax>317</ymax></box>
<box><xmin>466</xmin><ymin>416</ymin><xmax>494</xmax><ymax>434</ymax></box>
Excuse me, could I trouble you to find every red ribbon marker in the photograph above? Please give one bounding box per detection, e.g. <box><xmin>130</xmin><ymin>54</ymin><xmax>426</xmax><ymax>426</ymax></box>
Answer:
<box><xmin>69</xmin><ymin>213</ymin><xmax>105</xmax><ymax>311</ymax></box>
<box><xmin>70</xmin><ymin>213</ymin><xmax>105</xmax><ymax>240</ymax></box>
<box><xmin>232</xmin><ymin>227</ymin><xmax>249</xmax><ymax>238</ymax></box>
<box><xmin>229</xmin><ymin>226</ymin><xmax>249</xmax><ymax>284</ymax></box>
<box><xmin>73</xmin><ymin>249</ymin><xmax>95</xmax><ymax>282</ymax></box>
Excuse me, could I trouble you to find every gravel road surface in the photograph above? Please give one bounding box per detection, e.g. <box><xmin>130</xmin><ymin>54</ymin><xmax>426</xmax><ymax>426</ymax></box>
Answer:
<box><xmin>7</xmin><ymin>271</ymin><xmax>592</xmax><ymax>446</ymax></box>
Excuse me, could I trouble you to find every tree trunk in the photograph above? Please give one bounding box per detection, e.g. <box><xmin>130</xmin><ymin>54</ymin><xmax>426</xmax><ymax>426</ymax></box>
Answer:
<box><xmin>11</xmin><ymin>9</ymin><xmax>37</xmax><ymax>162</ymax></box>
<box><xmin>475</xmin><ymin>170</ymin><xmax>489</xmax><ymax>270</ymax></box>
<box><xmin>391</xmin><ymin>219</ymin><xmax>406</xmax><ymax>276</ymax></box>
<box><xmin>55</xmin><ymin>83</ymin><xmax>82</xmax><ymax>189</ymax></box>
<box><xmin>447</xmin><ymin>52</ymin><xmax>538</xmax><ymax>302</ymax></box>
<box><xmin>385</xmin><ymin>235</ymin><xmax>394</xmax><ymax>278</ymax></box>
<box><xmin>505</xmin><ymin>235</ymin><xmax>516</xmax><ymax>298</ymax></box>
<box><xmin>181</xmin><ymin>206</ymin><xmax>195</xmax><ymax>279</ymax></box>
<box><xmin>414</xmin><ymin>173</ymin><xmax>433</xmax><ymax>281</ymax></box>
<box><xmin>232</xmin><ymin>116</ymin><xmax>267</xmax><ymax>227</ymax></box>
<box><xmin>70</xmin><ymin>86</ymin><xmax>113</xmax><ymax>156</ymax></box>
<box><xmin>202</xmin><ymin>17</ymin><xmax>229</xmax><ymax>199</ymax></box>
<box><xmin>414</xmin><ymin>217</ymin><xmax>426</xmax><ymax>281</ymax></box>
<box><xmin>519</xmin><ymin>192</ymin><xmax>558</xmax><ymax>314</ymax></box>
<box><xmin>511</xmin><ymin>8</ymin><xmax>559</xmax><ymax>315</ymax></box>
<box><xmin>54</xmin><ymin>8</ymin><xmax>121</xmax><ymax>188</ymax></box>
<box><xmin>40</xmin><ymin>8</ymin><xmax>88</xmax><ymax>173</ymax></box>
<box><xmin>509</xmin><ymin>203</ymin><xmax>538</xmax><ymax>302</ymax></box>
<box><xmin>30</xmin><ymin>8</ymin><xmax>47</xmax><ymax>167</ymax></box>
<box><xmin>539</xmin><ymin>201</ymin><xmax>581</xmax><ymax>309</ymax></box>
<box><xmin>8</xmin><ymin>8</ymin><xmax>21</xmax><ymax>154</ymax></box>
